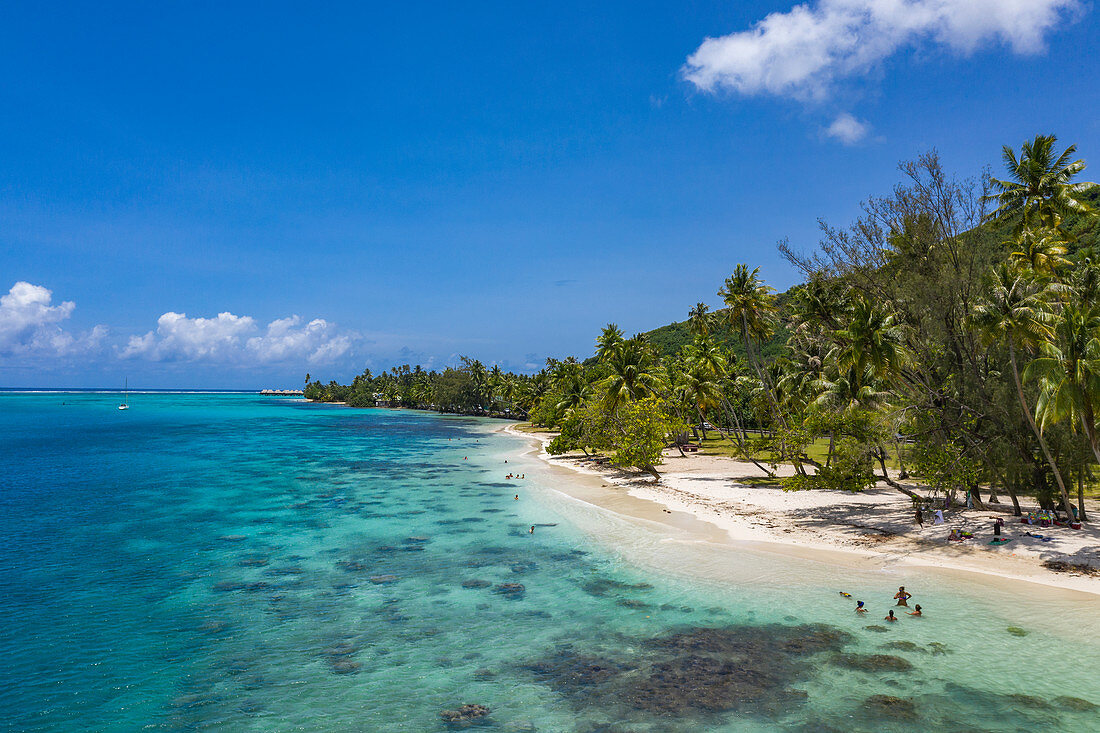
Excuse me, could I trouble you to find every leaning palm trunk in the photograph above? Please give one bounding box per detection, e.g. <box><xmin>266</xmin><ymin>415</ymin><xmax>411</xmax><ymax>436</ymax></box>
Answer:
<box><xmin>1078</xmin><ymin>470</ymin><xmax>1089</xmax><ymax>523</ymax></box>
<box><xmin>721</xmin><ymin>400</ymin><xmax>774</xmax><ymax>473</ymax></box>
<box><xmin>740</xmin><ymin>316</ymin><xmax>807</xmax><ymax>476</ymax></box>
<box><xmin>697</xmin><ymin>408</ymin><xmax>709</xmax><ymax>441</ymax></box>
<box><xmin>1009</xmin><ymin>345</ymin><xmax>1076</xmax><ymax>521</ymax></box>
<box><xmin>721</xmin><ymin>396</ymin><xmax>775</xmax><ymax>477</ymax></box>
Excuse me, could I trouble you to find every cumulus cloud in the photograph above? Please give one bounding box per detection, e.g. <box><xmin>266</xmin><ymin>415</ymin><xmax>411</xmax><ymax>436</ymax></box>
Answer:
<box><xmin>247</xmin><ymin>316</ymin><xmax>352</xmax><ymax>364</ymax></box>
<box><xmin>825</xmin><ymin>112</ymin><xmax>870</xmax><ymax>143</ymax></box>
<box><xmin>683</xmin><ymin>0</ymin><xmax>1080</xmax><ymax>100</ymax></box>
<box><xmin>0</xmin><ymin>281</ymin><xmax>105</xmax><ymax>357</ymax></box>
<box><xmin>121</xmin><ymin>311</ymin><xmax>354</xmax><ymax>364</ymax></box>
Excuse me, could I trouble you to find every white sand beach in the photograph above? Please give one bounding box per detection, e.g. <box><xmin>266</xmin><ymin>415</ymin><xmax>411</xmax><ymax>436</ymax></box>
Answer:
<box><xmin>504</xmin><ymin>425</ymin><xmax>1100</xmax><ymax>596</ymax></box>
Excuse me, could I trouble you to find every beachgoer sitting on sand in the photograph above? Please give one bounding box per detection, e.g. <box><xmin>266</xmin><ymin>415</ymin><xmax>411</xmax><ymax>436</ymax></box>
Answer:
<box><xmin>934</xmin><ymin>509</ymin><xmax>945</xmax><ymax>525</ymax></box>
<box><xmin>856</xmin><ymin>601</ymin><xmax>867</xmax><ymax>613</ymax></box>
<box><xmin>908</xmin><ymin>605</ymin><xmax>922</xmax><ymax>617</ymax></box>
<box><xmin>948</xmin><ymin>529</ymin><xmax>960</xmax><ymax>541</ymax></box>
<box><xmin>885</xmin><ymin>610</ymin><xmax>897</xmax><ymax>622</ymax></box>
<box><xmin>894</xmin><ymin>587</ymin><xmax>912</xmax><ymax>606</ymax></box>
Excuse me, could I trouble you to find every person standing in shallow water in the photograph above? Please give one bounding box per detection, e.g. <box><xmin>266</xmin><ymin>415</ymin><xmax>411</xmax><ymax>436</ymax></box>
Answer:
<box><xmin>894</xmin><ymin>587</ymin><xmax>912</xmax><ymax>606</ymax></box>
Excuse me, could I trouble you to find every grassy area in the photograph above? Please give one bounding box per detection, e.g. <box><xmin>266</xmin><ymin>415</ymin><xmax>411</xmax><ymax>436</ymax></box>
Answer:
<box><xmin>689</xmin><ymin>431</ymin><xmax>906</xmax><ymax>470</ymax></box>
<box><xmin>511</xmin><ymin>422</ymin><xmax>556</xmax><ymax>434</ymax></box>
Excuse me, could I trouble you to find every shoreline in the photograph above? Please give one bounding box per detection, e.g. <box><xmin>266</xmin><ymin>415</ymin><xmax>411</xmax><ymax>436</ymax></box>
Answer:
<box><xmin>501</xmin><ymin>424</ymin><xmax>1100</xmax><ymax>598</ymax></box>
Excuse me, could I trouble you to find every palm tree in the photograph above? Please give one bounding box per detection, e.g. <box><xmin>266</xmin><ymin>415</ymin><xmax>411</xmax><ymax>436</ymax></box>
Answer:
<box><xmin>985</xmin><ymin>134</ymin><xmax>1097</xmax><ymax>235</ymax></box>
<box><xmin>828</xmin><ymin>295</ymin><xmax>910</xmax><ymax>389</ymax></box>
<box><xmin>685</xmin><ymin>334</ymin><xmax>728</xmax><ymax>379</ymax></box>
<box><xmin>676</xmin><ymin>362</ymin><xmax>723</xmax><ymax>441</ymax></box>
<box><xmin>555</xmin><ymin>372</ymin><xmax>593</xmax><ymax>417</ymax></box>
<box><xmin>595</xmin><ymin>323</ymin><xmax>625</xmax><ymax>362</ymax></box>
<box><xmin>600</xmin><ymin>337</ymin><xmax>662</xmax><ymax>412</ymax></box>
<box><xmin>1008</xmin><ymin>229</ymin><xmax>1071</xmax><ymax>278</ymax></box>
<box><xmin>787</xmin><ymin>276</ymin><xmax>847</xmax><ymax>348</ymax></box>
<box><xmin>1027</xmin><ymin>302</ymin><xmax>1100</xmax><ymax>521</ymax></box>
<box><xmin>688</xmin><ymin>302</ymin><xmax>713</xmax><ymax>338</ymax></box>
<box><xmin>971</xmin><ymin>263</ymin><xmax>1076</xmax><ymax>520</ymax></box>
<box><xmin>718</xmin><ymin>265</ymin><xmax>782</xmax><ymax>422</ymax></box>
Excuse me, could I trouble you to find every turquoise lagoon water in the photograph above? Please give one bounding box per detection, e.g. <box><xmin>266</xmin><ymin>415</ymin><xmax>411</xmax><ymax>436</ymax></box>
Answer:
<box><xmin>2</xmin><ymin>392</ymin><xmax>1099</xmax><ymax>732</ymax></box>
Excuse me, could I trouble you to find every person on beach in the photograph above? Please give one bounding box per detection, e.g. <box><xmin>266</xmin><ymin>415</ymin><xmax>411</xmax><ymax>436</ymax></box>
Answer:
<box><xmin>894</xmin><ymin>587</ymin><xmax>912</xmax><ymax>606</ymax></box>
<box><xmin>916</xmin><ymin>507</ymin><xmax>924</xmax><ymax>528</ymax></box>
<box><xmin>885</xmin><ymin>610</ymin><xmax>897</xmax><ymax>622</ymax></box>
<box><xmin>908</xmin><ymin>605</ymin><xmax>922</xmax><ymax>617</ymax></box>
<box><xmin>856</xmin><ymin>601</ymin><xmax>867</xmax><ymax>613</ymax></box>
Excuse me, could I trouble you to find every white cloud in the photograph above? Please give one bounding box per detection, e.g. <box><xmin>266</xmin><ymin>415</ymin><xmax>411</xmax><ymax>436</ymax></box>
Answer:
<box><xmin>122</xmin><ymin>311</ymin><xmax>255</xmax><ymax>361</ymax></box>
<box><xmin>122</xmin><ymin>311</ymin><xmax>354</xmax><ymax>364</ymax></box>
<box><xmin>683</xmin><ymin>0</ymin><xmax>1080</xmax><ymax>100</ymax></box>
<box><xmin>0</xmin><ymin>281</ymin><xmax>105</xmax><ymax>357</ymax></box>
<box><xmin>825</xmin><ymin>112</ymin><xmax>870</xmax><ymax>143</ymax></box>
<box><xmin>247</xmin><ymin>315</ymin><xmax>352</xmax><ymax>364</ymax></box>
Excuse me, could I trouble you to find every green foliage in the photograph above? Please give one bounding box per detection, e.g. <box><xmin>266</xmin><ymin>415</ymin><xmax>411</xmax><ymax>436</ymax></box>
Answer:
<box><xmin>606</xmin><ymin>398</ymin><xmax>687</xmax><ymax>476</ymax></box>
<box><xmin>783</xmin><ymin>409</ymin><xmax>884</xmax><ymax>492</ymax></box>
<box><xmin>783</xmin><ymin>437</ymin><xmax>878</xmax><ymax>493</ymax></box>
<box><xmin>909</xmin><ymin>439</ymin><xmax>984</xmax><ymax>498</ymax></box>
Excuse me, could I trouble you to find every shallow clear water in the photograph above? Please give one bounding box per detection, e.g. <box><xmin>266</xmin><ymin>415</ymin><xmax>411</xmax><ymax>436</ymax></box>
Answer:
<box><xmin>2</xmin><ymin>393</ymin><xmax>1098</xmax><ymax>732</ymax></box>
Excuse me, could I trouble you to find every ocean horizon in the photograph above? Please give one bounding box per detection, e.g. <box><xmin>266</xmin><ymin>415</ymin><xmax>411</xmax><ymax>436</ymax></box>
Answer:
<box><xmin>3</xmin><ymin>391</ymin><xmax>1099</xmax><ymax>731</ymax></box>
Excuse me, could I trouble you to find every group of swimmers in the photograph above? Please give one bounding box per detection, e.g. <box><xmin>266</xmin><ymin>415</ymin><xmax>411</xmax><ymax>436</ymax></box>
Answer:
<box><xmin>505</xmin><ymin>473</ymin><xmax>525</xmax><ymax>480</ymax></box>
<box><xmin>842</xmin><ymin>585</ymin><xmax>922</xmax><ymax>622</ymax></box>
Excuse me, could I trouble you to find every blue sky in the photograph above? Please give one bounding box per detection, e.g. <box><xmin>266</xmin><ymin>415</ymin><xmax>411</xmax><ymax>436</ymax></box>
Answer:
<box><xmin>2</xmin><ymin>1</ymin><xmax>1099</xmax><ymax>388</ymax></box>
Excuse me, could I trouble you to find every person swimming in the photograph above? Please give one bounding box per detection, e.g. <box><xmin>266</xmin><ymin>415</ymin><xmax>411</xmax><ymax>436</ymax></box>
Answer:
<box><xmin>856</xmin><ymin>601</ymin><xmax>867</xmax><ymax>613</ymax></box>
<box><xmin>514</xmin><ymin>495</ymin><xmax>519</xmax><ymax>500</ymax></box>
<box><xmin>894</xmin><ymin>586</ymin><xmax>912</xmax><ymax>606</ymax></box>
<box><xmin>885</xmin><ymin>610</ymin><xmax>897</xmax><ymax>622</ymax></box>
<box><xmin>907</xmin><ymin>604</ymin><xmax>922</xmax><ymax>617</ymax></box>
<box><xmin>529</xmin><ymin>525</ymin><xmax>535</xmax><ymax>534</ymax></box>
<box><xmin>839</xmin><ymin>592</ymin><xmax>851</xmax><ymax>598</ymax></box>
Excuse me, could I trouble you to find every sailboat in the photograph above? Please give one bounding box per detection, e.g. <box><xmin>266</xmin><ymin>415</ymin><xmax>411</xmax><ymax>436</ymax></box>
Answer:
<box><xmin>118</xmin><ymin>379</ymin><xmax>130</xmax><ymax>410</ymax></box>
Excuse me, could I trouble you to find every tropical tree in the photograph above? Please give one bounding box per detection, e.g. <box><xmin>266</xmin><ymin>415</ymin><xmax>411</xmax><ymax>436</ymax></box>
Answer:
<box><xmin>971</xmin><ymin>263</ymin><xmax>1076</xmax><ymax>520</ymax></box>
<box><xmin>688</xmin><ymin>302</ymin><xmax>713</xmax><ymax>338</ymax></box>
<box><xmin>1027</xmin><ymin>302</ymin><xmax>1100</xmax><ymax>521</ymax></box>
<box><xmin>676</xmin><ymin>362</ymin><xmax>723</xmax><ymax>440</ymax></box>
<box><xmin>719</xmin><ymin>264</ymin><xmax>782</xmax><ymax>421</ymax></box>
<box><xmin>985</xmin><ymin>134</ymin><xmax>1096</xmax><ymax>235</ymax></box>
<box><xmin>595</xmin><ymin>323</ymin><xmax>625</xmax><ymax>362</ymax></box>
<box><xmin>1008</xmin><ymin>229</ymin><xmax>1071</xmax><ymax>278</ymax></box>
<box><xmin>599</xmin><ymin>337</ymin><xmax>662</xmax><ymax>412</ymax></box>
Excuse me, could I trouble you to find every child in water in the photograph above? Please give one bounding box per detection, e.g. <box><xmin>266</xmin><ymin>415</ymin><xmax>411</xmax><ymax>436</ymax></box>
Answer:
<box><xmin>855</xmin><ymin>601</ymin><xmax>867</xmax><ymax>613</ymax></box>
<box><xmin>885</xmin><ymin>610</ymin><xmax>897</xmax><ymax>622</ymax></box>
<box><xmin>907</xmin><ymin>605</ymin><xmax>922</xmax><ymax>617</ymax></box>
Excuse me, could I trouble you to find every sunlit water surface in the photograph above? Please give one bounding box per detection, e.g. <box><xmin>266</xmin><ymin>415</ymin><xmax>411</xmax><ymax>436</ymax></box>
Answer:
<box><xmin>2</xmin><ymin>393</ymin><xmax>1098</xmax><ymax>732</ymax></box>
